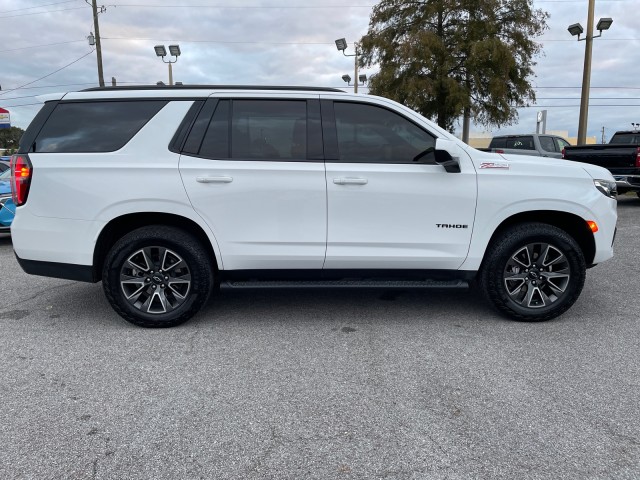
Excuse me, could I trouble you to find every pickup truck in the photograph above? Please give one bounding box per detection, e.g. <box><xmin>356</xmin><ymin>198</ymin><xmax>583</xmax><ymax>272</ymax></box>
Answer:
<box><xmin>562</xmin><ymin>131</ymin><xmax>640</xmax><ymax>196</ymax></box>
<box><xmin>484</xmin><ymin>134</ymin><xmax>571</xmax><ymax>158</ymax></box>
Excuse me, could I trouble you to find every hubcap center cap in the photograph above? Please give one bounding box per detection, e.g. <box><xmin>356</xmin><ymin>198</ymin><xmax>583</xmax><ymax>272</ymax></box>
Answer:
<box><xmin>152</xmin><ymin>274</ymin><xmax>163</xmax><ymax>284</ymax></box>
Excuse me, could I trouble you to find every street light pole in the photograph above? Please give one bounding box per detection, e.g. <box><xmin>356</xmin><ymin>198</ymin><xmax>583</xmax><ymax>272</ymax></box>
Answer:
<box><xmin>91</xmin><ymin>0</ymin><xmax>105</xmax><ymax>87</ymax></box>
<box><xmin>335</xmin><ymin>38</ymin><xmax>361</xmax><ymax>94</ymax></box>
<box><xmin>577</xmin><ymin>0</ymin><xmax>596</xmax><ymax>145</ymax></box>
<box><xmin>569</xmin><ymin>2</ymin><xmax>612</xmax><ymax>145</ymax></box>
<box><xmin>353</xmin><ymin>42</ymin><xmax>359</xmax><ymax>94</ymax></box>
<box><xmin>154</xmin><ymin>45</ymin><xmax>181</xmax><ymax>86</ymax></box>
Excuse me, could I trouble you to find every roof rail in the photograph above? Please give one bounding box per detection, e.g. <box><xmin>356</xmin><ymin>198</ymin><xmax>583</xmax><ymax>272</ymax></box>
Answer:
<box><xmin>81</xmin><ymin>85</ymin><xmax>346</xmax><ymax>93</ymax></box>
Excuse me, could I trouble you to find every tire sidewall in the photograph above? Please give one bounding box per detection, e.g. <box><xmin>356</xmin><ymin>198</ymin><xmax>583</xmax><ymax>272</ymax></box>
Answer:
<box><xmin>483</xmin><ymin>224</ymin><xmax>586</xmax><ymax>321</ymax></box>
<box><xmin>103</xmin><ymin>226</ymin><xmax>213</xmax><ymax>327</ymax></box>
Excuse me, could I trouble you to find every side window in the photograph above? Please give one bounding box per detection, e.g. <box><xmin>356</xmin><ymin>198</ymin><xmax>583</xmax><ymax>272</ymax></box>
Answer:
<box><xmin>231</xmin><ymin>100</ymin><xmax>306</xmax><ymax>160</ymax></box>
<box><xmin>555</xmin><ymin>138</ymin><xmax>571</xmax><ymax>151</ymax></box>
<box><xmin>539</xmin><ymin>136</ymin><xmax>556</xmax><ymax>152</ymax></box>
<box><xmin>505</xmin><ymin>136</ymin><xmax>534</xmax><ymax>150</ymax></box>
<box><xmin>33</xmin><ymin>101</ymin><xmax>167</xmax><ymax>153</ymax></box>
<box><xmin>333</xmin><ymin>102</ymin><xmax>435</xmax><ymax>164</ymax></box>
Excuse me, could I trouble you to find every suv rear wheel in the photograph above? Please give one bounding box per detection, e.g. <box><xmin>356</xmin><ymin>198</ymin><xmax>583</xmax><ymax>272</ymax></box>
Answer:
<box><xmin>102</xmin><ymin>225</ymin><xmax>214</xmax><ymax>328</ymax></box>
<box><xmin>480</xmin><ymin>223</ymin><xmax>586</xmax><ymax>321</ymax></box>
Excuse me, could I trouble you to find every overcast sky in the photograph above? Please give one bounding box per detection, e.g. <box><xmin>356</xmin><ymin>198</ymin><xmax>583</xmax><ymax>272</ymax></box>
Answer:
<box><xmin>1</xmin><ymin>0</ymin><xmax>638</xmax><ymax>142</ymax></box>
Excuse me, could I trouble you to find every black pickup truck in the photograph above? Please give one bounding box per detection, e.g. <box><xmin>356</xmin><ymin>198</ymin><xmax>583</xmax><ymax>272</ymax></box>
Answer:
<box><xmin>563</xmin><ymin>131</ymin><xmax>640</xmax><ymax>196</ymax></box>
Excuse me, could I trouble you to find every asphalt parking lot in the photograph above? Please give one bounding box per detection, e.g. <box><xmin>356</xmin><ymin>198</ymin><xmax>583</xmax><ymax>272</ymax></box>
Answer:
<box><xmin>1</xmin><ymin>195</ymin><xmax>639</xmax><ymax>480</ymax></box>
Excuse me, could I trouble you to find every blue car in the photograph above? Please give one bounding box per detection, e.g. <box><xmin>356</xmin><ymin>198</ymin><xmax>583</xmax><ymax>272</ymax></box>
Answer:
<box><xmin>0</xmin><ymin>169</ymin><xmax>15</xmax><ymax>233</ymax></box>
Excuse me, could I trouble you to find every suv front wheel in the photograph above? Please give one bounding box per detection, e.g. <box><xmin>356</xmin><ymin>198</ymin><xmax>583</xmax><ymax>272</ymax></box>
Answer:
<box><xmin>102</xmin><ymin>225</ymin><xmax>214</xmax><ymax>328</ymax></box>
<box><xmin>480</xmin><ymin>223</ymin><xmax>586</xmax><ymax>321</ymax></box>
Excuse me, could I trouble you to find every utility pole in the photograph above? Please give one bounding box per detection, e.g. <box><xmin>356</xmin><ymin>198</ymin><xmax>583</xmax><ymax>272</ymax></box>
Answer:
<box><xmin>601</xmin><ymin>126</ymin><xmax>605</xmax><ymax>144</ymax></box>
<box><xmin>91</xmin><ymin>0</ymin><xmax>105</xmax><ymax>87</ymax></box>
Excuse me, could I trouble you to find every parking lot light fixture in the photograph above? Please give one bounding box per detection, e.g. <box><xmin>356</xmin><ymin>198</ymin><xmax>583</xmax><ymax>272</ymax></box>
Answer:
<box><xmin>596</xmin><ymin>17</ymin><xmax>613</xmax><ymax>32</ymax></box>
<box><xmin>154</xmin><ymin>44</ymin><xmax>181</xmax><ymax>86</ymax></box>
<box><xmin>335</xmin><ymin>38</ymin><xmax>348</xmax><ymax>52</ymax></box>
<box><xmin>335</xmin><ymin>37</ymin><xmax>361</xmax><ymax>93</ymax></box>
<box><xmin>358</xmin><ymin>74</ymin><xmax>367</xmax><ymax>84</ymax></box>
<box><xmin>342</xmin><ymin>74</ymin><xmax>352</xmax><ymax>84</ymax></box>
<box><xmin>567</xmin><ymin>23</ymin><xmax>584</xmax><ymax>38</ymax></box>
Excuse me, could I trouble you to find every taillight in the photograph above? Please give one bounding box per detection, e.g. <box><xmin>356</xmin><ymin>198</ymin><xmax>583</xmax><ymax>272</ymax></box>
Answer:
<box><xmin>636</xmin><ymin>147</ymin><xmax>640</xmax><ymax>168</ymax></box>
<box><xmin>561</xmin><ymin>148</ymin><xmax>566</xmax><ymax>159</ymax></box>
<box><xmin>11</xmin><ymin>154</ymin><xmax>33</xmax><ymax>206</ymax></box>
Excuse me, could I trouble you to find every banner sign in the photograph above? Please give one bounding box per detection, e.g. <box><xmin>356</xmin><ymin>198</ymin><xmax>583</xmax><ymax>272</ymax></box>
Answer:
<box><xmin>0</xmin><ymin>108</ymin><xmax>10</xmax><ymax>129</ymax></box>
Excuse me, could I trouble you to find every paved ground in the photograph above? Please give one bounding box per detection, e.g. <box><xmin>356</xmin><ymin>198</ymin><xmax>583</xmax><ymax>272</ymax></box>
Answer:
<box><xmin>1</xmin><ymin>195</ymin><xmax>639</xmax><ymax>480</ymax></box>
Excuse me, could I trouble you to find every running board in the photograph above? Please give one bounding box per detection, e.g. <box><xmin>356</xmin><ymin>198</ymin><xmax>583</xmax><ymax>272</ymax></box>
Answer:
<box><xmin>222</xmin><ymin>279</ymin><xmax>469</xmax><ymax>289</ymax></box>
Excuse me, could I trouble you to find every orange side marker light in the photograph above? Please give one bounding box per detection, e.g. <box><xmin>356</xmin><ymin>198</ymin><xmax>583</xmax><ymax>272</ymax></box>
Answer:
<box><xmin>587</xmin><ymin>221</ymin><xmax>599</xmax><ymax>233</ymax></box>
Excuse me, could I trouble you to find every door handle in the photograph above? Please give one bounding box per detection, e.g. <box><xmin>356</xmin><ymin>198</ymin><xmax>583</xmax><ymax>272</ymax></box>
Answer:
<box><xmin>196</xmin><ymin>176</ymin><xmax>233</xmax><ymax>184</ymax></box>
<box><xmin>333</xmin><ymin>177</ymin><xmax>368</xmax><ymax>185</ymax></box>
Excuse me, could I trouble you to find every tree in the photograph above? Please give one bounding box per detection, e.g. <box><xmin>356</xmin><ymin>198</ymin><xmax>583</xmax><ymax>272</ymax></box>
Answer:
<box><xmin>359</xmin><ymin>0</ymin><xmax>549</xmax><ymax>132</ymax></box>
<box><xmin>0</xmin><ymin>126</ymin><xmax>25</xmax><ymax>154</ymax></box>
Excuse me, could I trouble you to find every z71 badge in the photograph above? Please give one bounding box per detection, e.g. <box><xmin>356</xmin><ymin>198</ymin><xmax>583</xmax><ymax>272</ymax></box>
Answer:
<box><xmin>480</xmin><ymin>162</ymin><xmax>510</xmax><ymax>169</ymax></box>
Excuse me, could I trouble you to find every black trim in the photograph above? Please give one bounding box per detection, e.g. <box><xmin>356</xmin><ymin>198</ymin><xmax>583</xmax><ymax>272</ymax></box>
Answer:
<box><xmin>169</xmin><ymin>100</ymin><xmax>205</xmax><ymax>154</ymax></box>
<box><xmin>220</xmin><ymin>269</ymin><xmax>477</xmax><ymax>282</ymax></box>
<box><xmin>307</xmin><ymin>99</ymin><xmax>324</xmax><ymax>160</ymax></box>
<box><xmin>15</xmin><ymin>255</ymin><xmax>97</xmax><ymax>283</ymax></box>
<box><xmin>18</xmin><ymin>101</ymin><xmax>59</xmax><ymax>154</ymax></box>
<box><xmin>81</xmin><ymin>85</ymin><xmax>345</xmax><ymax>93</ymax></box>
<box><xmin>320</xmin><ymin>99</ymin><xmax>339</xmax><ymax>160</ymax></box>
<box><xmin>182</xmin><ymin>98</ymin><xmax>219</xmax><ymax>155</ymax></box>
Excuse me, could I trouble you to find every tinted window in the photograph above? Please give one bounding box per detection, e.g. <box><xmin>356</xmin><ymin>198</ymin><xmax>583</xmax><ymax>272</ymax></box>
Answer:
<box><xmin>555</xmin><ymin>137</ymin><xmax>571</xmax><ymax>150</ymax></box>
<box><xmin>199</xmin><ymin>100</ymin><xmax>230</xmax><ymax>158</ymax></box>
<box><xmin>333</xmin><ymin>102</ymin><xmax>435</xmax><ymax>164</ymax></box>
<box><xmin>609</xmin><ymin>133</ymin><xmax>640</xmax><ymax>145</ymax></box>
<box><xmin>489</xmin><ymin>137</ymin><xmax>506</xmax><ymax>149</ymax></box>
<box><xmin>231</xmin><ymin>100</ymin><xmax>306</xmax><ymax>160</ymax></box>
<box><xmin>33</xmin><ymin>101</ymin><xmax>167</xmax><ymax>153</ymax></box>
<box><xmin>539</xmin><ymin>136</ymin><xmax>556</xmax><ymax>152</ymax></box>
<box><xmin>505</xmin><ymin>136</ymin><xmax>534</xmax><ymax>150</ymax></box>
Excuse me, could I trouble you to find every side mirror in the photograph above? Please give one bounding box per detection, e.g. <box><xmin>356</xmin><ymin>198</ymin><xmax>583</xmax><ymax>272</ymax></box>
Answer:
<box><xmin>434</xmin><ymin>138</ymin><xmax>461</xmax><ymax>173</ymax></box>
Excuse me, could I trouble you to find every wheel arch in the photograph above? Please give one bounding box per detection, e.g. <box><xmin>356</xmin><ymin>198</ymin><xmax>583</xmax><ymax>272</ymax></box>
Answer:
<box><xmin>92</xmin><ymin>212</ymin><xmax>219</xmax><ymax>282</ymax></box>
<box><xmin>485</xmin><ymin>210</ymin><xmax>596</xmax><ymax>266</ymax></box>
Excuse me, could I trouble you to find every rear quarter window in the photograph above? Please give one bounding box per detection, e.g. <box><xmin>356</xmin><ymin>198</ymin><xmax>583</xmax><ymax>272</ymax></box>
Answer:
<box><xmin>32</xmin><ymin>100</ymin><xmax>167</xmax><ymax>153</ymax></box>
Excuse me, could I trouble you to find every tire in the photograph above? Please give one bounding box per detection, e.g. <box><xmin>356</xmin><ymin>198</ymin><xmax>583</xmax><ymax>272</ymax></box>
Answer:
<box><xmin>479</xmin><ymin>223</ymin><xmax>586</xmax><ymax>322</ymax></box>
<box><xmin>102</xmin><ymin>225</ymin><xmax>214</xmax><ymax>328</ymax></box>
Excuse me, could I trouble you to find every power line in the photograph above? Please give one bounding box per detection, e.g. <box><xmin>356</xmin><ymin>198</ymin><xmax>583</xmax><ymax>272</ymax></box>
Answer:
<box><xmin>0</xmin><ymin>6</ymin><xmax>86</xmax><ymax>19</ymax></box>
<box><xmin>0</xmin><ymin>40</ymin><xmax>86</xmax><ymax>53</ymax></box>
<box><xmin>0</xmin><ymin>50</ymin><xmax>95</xmax><ymax>96</ymax></box>
<box><xmin>0</xmin><ymin>0</ymin><xmax>79</xmax><ymax>14</ymax></box>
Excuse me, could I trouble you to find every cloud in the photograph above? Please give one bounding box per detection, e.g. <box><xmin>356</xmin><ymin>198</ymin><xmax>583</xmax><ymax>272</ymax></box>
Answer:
<box><xmin>1</xmin><ymin>0</ymin><xmax>638</xmax><ymax>142</ymax></box>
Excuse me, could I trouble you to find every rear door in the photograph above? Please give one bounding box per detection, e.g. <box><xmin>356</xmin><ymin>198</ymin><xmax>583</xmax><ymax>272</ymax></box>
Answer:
<box><xmin>179</xmin><ymin>94</ymin><xmax>327</xmax><ymax>270</ymax></box>
<box><xmin>321</xmin><ymin>97</ymin><xmax>477</xmax><ymax>270</ymax></box>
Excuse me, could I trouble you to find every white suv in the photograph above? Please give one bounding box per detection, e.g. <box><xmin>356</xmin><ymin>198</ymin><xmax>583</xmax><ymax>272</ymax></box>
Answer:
<box><xmin>10</xmin><ymin>86</ymin><xmax>617</xmax><ymax>327</ymax></box>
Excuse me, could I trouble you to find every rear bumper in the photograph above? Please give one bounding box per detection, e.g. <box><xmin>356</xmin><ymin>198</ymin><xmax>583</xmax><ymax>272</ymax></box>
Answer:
<box><xmin>613</xmin><ymin>175</ymin><xmax>640</xmax><ymax>191</ymax></box>
<box><xmin>15</xmin><ymin>254</ymin><xmax>97</xmax><ymax>283</ymax></box>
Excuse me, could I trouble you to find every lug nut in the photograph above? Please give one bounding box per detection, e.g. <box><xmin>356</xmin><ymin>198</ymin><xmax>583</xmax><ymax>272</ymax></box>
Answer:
<box><xmin>165</xmin><ymin>276</ymin><xmax>169</xmax><ymax>281</ymax></box>
<box><xmin>152</xmin><ymin>285</ymin><xmax>157</xmax><ymax>289</ymax></box>
<box><xmin>161</xmin><ymin>284</ymin><xmax>165</xmax><ymax>288</ymax></box>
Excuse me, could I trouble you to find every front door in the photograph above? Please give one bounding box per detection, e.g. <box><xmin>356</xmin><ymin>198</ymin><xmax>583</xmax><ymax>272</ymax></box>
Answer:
<box><xmin>322</xmin><ymin>99</ymin><xmax>477</xmax><ymax>270</ymax></box>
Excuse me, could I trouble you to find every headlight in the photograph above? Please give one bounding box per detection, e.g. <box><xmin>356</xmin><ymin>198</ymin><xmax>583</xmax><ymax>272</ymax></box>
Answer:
<box><xmin>593</xmin><ymin>179</ymin><xmax>617</xmax><ymax>199</ymax></box>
